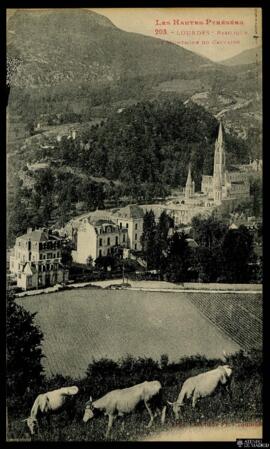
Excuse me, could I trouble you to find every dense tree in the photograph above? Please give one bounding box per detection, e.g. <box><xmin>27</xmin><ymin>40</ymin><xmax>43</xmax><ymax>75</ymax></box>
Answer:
<box><xmin>155</xmin><ymin>211</ymin><xmax>174</xmax><ymax>263</ymax></box>
<box><xmin>193</xmin><ymin>246</ymin><xmax>222</xmax><ymax>282</ymax></box>
<box><xmin>221</xmin><ymin>225</ymin><xmax>254</xmax><ymax>283</ymax></box>
<box><xmin>161</xmin><ymin>232</ymin><xmax>191</xmax><ymax>282</ymax></box>
<box><xmin>191</xmin><ymin>214</ymin><xmax>227</xmax><ymax>250</ymax></box>
<box><xmin>7</xmin><ymin>291</ymin><xmax>44</xmax><ymax>397</ymax></box>
<box><xmin>141</xmin><ymin>210</ymin><xmax>160</xmax><ymax>269</ymax></box>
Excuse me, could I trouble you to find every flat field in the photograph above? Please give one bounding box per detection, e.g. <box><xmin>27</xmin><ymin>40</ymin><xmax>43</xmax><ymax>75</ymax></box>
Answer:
<box><xmin>16</xmin><ymin>289</ymin><xmax>263</xmax><ymax>378</ymax></box>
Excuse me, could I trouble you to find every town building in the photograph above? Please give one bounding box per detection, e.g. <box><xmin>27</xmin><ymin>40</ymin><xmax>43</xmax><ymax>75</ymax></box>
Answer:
<box><xmin>66</xmin><ymin>205</ymin><xmax>145</xmax><ymax>264</ymax></box>
<box><xmin>112</xmin><ymin>205</ymin><xmax>144</xmax><ymax>251</ymax></box>
<box><xmin>9</xmin><ymin>228</ymin><xmax>69</xmax><ymax>290</ymax></box>
<box><xmin>71</xmin><ymin>218</ymin><xmax>128</xmax><ymax>264</ymax></box>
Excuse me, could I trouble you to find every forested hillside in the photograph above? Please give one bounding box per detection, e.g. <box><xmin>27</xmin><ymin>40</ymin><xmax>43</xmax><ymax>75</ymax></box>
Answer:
<box><xmin>7</xmin><ymin>98</ymin><xmax>251</xmax><ymax>246</ymax></box>
<box><xmin>75</xmin><ymin>99</ymin><xmax>249</xmax><ymax>189</ymax></box>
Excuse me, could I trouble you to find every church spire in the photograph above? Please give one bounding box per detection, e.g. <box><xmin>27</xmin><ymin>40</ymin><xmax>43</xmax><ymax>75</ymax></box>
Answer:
<box><xmin>213</xmin><ymin>121</ymin><xmax>226</xmax><ymax>205</ymax></box>
<box><xmin>217</xmin><ymin>121</ymin><xmax>223</xmax><ymax>146</ymax></box>
<box><xmin>186</xmin><ymin>163</ymin><xmax>192</xmax><ymax>187</ymax></box>
<box><xmin>185</xmin><ymin>163</ymin><xmax>195</xmax><ymax>199</ymax></box>
<box><xmin>213</xmin><ymin>121</ymin><xmax>226</xmax><ymax>182</ymax></box>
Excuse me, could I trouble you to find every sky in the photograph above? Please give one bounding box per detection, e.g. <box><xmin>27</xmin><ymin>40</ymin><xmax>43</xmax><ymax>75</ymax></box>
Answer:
<box><xmin>89</xmin><ymin>8</ymin><xmax>262</xmax><ymax>62</ymax></box>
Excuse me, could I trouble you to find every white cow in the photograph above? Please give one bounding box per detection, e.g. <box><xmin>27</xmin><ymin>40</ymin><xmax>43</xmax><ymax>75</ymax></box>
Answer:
<box><xmin>22</xmin><ymin>386</ymin><xmax>79</xmax><ymax>435</ymax></box>
<box><xmin>83</xmin><ymin>380</ymin><xmax>166</xmax><ymax>437</ymax></box>
<box><xmin>167</xmin><ymin>365</ymin><xmax>233</xmax><ymax>419</ymax></box>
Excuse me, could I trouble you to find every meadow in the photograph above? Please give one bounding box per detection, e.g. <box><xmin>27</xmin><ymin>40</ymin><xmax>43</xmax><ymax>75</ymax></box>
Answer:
<box><xmin>14</xmin><ymin>289</ymin><xmax>250</xmax><ymax>378</ymax></box>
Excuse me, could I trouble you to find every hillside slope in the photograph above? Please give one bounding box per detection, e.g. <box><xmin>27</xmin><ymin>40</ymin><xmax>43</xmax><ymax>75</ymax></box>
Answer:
<box><xmin>220</xmin><ymin>46</ymin><xmax>262</xmax><ymax>66</ymax></box>
<box><xmin>7</xmin><ymin>9</ymin><xmax>212</xmax><ymax>87</ymax></box>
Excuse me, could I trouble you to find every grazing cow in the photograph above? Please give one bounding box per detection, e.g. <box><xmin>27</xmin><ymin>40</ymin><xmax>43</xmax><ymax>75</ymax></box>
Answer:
<box><xmin>167</xmin><ymin>365</ymin><xmax>233</xmax><ymax>419</ymax></box>
<box><xmin>22</xmin><ymin>386</ymin><xmax>79</xmax><ymax>435</ymax></box>
<box><xmin>83</xmin><ymin>380</ymin><xmax>166</xmax><ymax>438</ymax></box>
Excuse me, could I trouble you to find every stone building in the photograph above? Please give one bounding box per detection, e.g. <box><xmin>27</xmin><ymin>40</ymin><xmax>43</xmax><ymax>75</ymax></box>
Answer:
<box><xmin>112</xmin><ymin>205</ymin><xmax>144</xmax><ymax>251</ymax></box>
<box><xmin>9</xmin><ymin>228</ymin><xmax>69</xmax><ymax>290</ymax></box>
<box><xmin>71</xmin><ymin>218</ymin><xmax>128</xmax><ymax>264</ymax></box>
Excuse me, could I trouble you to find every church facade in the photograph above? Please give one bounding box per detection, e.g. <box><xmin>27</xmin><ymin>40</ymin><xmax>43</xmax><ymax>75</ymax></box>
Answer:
<box><xmin>187</xmin><ymin>122</ymin><xmax>250</xmax><ymax>206</ymax></box>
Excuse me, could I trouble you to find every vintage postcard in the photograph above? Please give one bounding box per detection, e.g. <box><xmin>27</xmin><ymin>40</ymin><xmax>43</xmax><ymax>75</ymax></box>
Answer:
<box><xmin>6</xmin><ymin>7</ymin><xmax>264</xmax><ymax>444</ymax></box>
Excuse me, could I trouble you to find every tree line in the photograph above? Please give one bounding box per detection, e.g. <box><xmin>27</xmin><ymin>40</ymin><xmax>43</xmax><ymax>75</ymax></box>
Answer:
<box><xmin>141</xmin><ymin>211</ymin><xmax>261</xmax><ymax>284</ymax></box>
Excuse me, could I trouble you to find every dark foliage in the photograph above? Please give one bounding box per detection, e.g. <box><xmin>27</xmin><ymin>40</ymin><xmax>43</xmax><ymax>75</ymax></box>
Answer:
<box><xmin>6</xmin><ymin>291</ymin><xmax>44</xmax><ymax>398</ymax></box>
<box><xmin>221</xmin><ymin>225</ymin><xmax>254</xmax><ymax>283</ymax></box>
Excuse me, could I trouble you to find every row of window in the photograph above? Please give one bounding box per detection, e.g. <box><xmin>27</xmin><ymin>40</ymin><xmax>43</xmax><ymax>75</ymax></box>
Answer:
<box><xmin>119</xmin><ymin>222</ymin><xmax>139</xmax><ymax>230</ymax></box>
<box><xmin>38</xmin><ymin>242</ymin><xmax>61</xmax><ymax>250</ymax></box>
<box><xmin>40</xmin><ymin>252</ymin><xmax>60</xmax><ymax>260</ymax></box>
<box><xmin>17</xmin><ymin>251</ymin><xmax>60</xmax><ymax>261</ymax></box>
<box><xmin>98</xmin><ymin>248</ymin><xmax>111</xmax><ymax>257</ymax></box>
<box><xmin>17</xmin><ymin>241</ymin><xmax>61</xmax><ymax>250</ymax></box>
<box><xmin>99</xmin><ymin>236</ymin><xmax>121</xmax><ymax>247</ymax></box>
<box><xmin>98</xmin><ymin>233</ymin><xmax>139</xmax><ymax>247</ymax></box>
<box><xmin>37</xmin><ymin>264</ymin><xmax>59</xmax><ymax>272</ymax></box>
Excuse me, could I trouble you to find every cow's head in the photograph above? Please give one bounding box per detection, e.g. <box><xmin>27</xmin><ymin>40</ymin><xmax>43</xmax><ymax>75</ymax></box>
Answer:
<box><xmin>22</xmin><ymin>417</ymin><xmax>38</xmax><ymax>435</ymax></box>
<box><xmin>218</xmin><ymin>365</ymin><xmax>233</xmax><ymax>384</ymax></box>
<box><xmin>166</xmin><ymin>401</ymin><xmax>182</xmax><ymax>420</ymax></box>
<box><xmin>83</xmin><ymin>396</ymin><xmax>95</xmax><ymax>423</ymax></box>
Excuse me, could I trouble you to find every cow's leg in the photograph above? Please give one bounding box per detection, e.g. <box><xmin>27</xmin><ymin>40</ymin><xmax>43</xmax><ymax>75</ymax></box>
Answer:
<box><xmin>105</xmin><ymin>414</ymin><xmax>115</xmax><ymax>439</ymax></box>
<box><xmin>120</xmin><ymin>416</ymin><xmax>125</xmax><ymax>431</ymax></box>
<box><xmin>192</xmin><ymin>391</ymin><xmax>199</xmax><ymax>408</ymax></box>
<box><xmin>144</xmin><ymin>401</ymin><xmax>154</xmax><ymax>428</ymax></box>
<box><xmin>117</xmin><ymin>412</ymin><xmax>125</xmax><ymax>432</ymax></box>
<box><xmin>161</xmin><ymin>406</ymin><xmax>167</xmax><ymax>425</ymax></box>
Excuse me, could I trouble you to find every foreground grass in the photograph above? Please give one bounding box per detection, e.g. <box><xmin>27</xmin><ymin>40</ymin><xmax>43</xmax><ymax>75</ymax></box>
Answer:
<box><xmin>7</xmin><ymin>351</ymin><xmax>262</xmax><ymax>441</ymax></box>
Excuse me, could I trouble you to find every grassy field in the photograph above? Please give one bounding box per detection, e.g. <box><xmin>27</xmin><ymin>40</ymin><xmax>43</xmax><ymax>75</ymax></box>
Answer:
<box><xmin>15</xmin><ymin>289</ymin><xmax>250</xmax><ymax>378</ymax></box>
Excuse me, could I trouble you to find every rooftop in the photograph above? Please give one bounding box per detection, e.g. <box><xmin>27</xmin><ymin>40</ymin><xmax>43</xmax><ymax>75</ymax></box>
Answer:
<box><xmin>114</xmin><ymin>205</ymin><xmax>144</xmax><ymax>219</ymax></box>
<box><xmin>18</xmin><ymin>228</ymin><xmax>61</xmax><ymax>242</ymax></box>
<box><xmin>91</xmin><ymin>219</ymin><xmax>116</xmax><ymax>227</ymax></box>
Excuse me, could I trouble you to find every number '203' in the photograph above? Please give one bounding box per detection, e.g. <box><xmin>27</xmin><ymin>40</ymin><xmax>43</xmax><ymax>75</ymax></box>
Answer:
<box><xmin>155</xmin><ymin>29</ymin><xmax>167</xmax><ymax>34</ymax></box>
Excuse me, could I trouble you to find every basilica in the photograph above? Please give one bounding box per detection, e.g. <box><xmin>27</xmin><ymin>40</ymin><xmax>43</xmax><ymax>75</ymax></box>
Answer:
<box><xmin>185</xmin><ymin>121</ymin><xmax>250</xmax><ymax>207</ymax></box>
<box><xmin>142</xmin><ymin>122</ymin><xmax>251</xmax><ymax>226</ymax></box>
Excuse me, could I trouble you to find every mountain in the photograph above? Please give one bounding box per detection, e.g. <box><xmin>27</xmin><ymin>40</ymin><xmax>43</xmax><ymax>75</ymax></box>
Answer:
<box><xmin>219</xmin><ymin>46</ymin><xmax>262</xmax><ymax>66</ymax></box>
<box><xmin>7</xmin><ymin>10</ymin><xmax>261</xmax><ymax>167</ymax></box>
<box><xmin>7</xmin><ymin>9</ymin><xmax>212</xmax><ymax>87</ymax></box>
